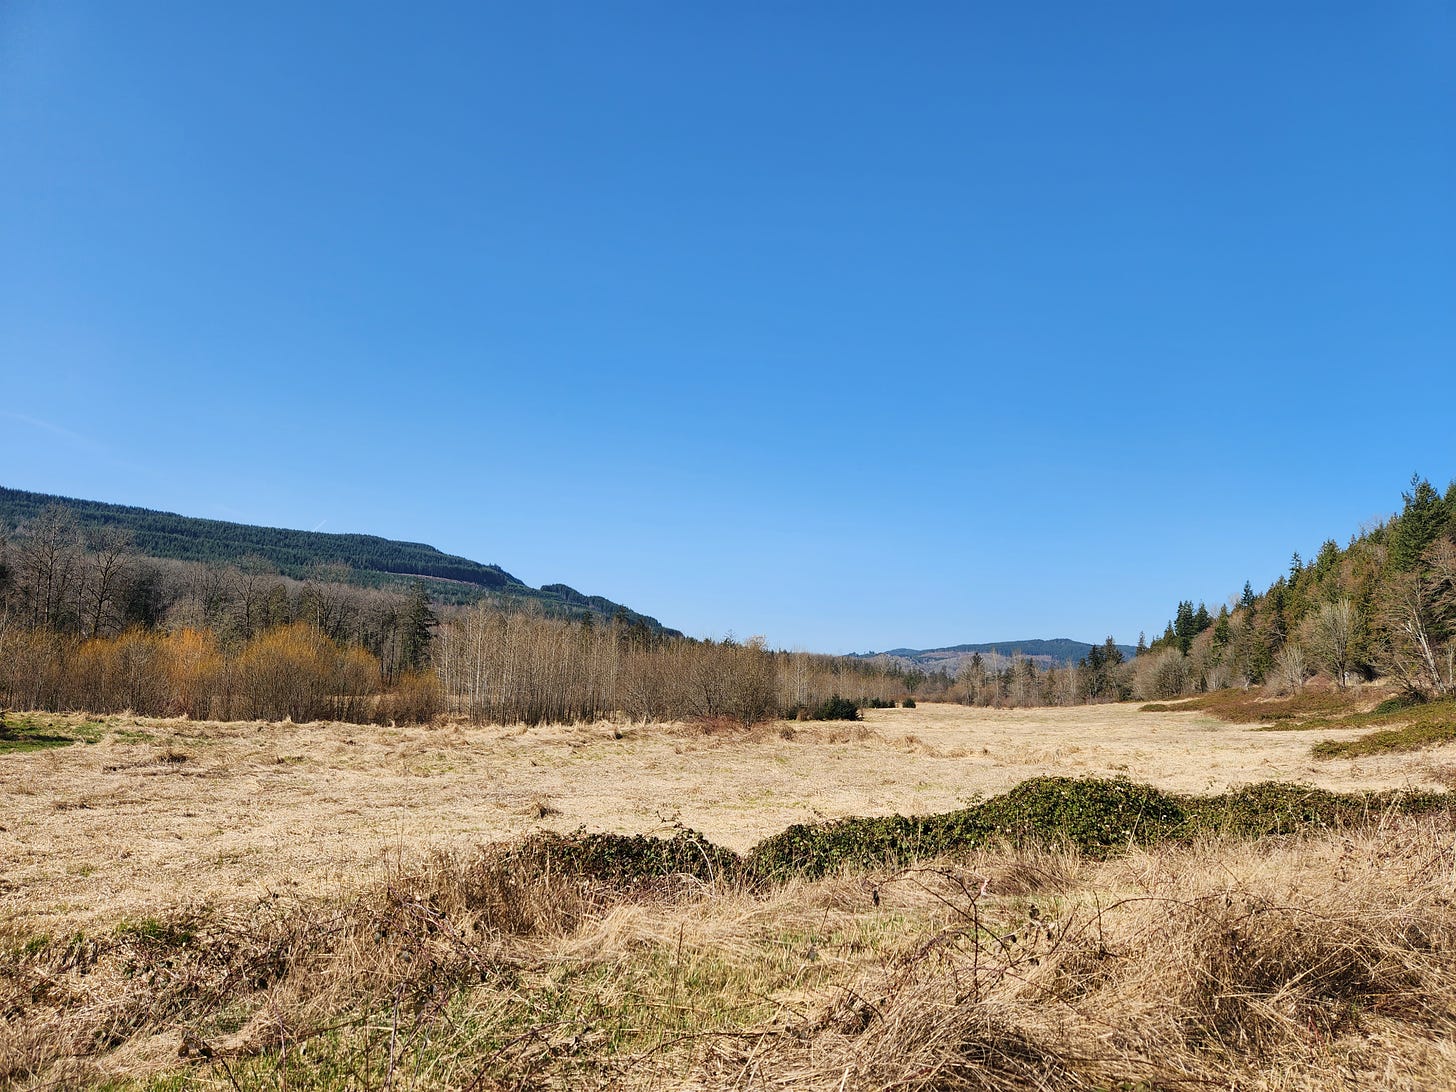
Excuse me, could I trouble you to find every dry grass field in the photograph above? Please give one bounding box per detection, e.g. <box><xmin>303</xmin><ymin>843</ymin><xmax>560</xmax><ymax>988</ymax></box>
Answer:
<box><xmin>3</xmin><ymin>701</ymin><xmax>1443</xmax><ymax>935</ymax></box>
<box><xmin>4</xmin><ymin>699</ymin><xmax>1455</xmax><ymax>1090</ymax></box>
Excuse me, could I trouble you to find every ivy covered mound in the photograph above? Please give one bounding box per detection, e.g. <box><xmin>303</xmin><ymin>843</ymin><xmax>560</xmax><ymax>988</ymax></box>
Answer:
<box><xmin>512</xmin><ymin>777</ymin><xmax>1453</xmax><ymax>888</ymax></box>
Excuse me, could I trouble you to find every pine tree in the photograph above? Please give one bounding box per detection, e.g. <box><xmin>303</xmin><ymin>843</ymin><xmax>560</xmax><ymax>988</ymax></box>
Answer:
<box><xmin>1313</xmin><ymin>540</ymin><xmax>1340</xmax><ymax>583</ymax></box>
<box><xmin>1173</xmin><ymin>601</ymin><xmax>1196</xmax><ymax>653</ymax></box>
<box><xmin>1390</xmin><ymin>474</ymin><xmax>1448</xmax><ymax>572</ymax></box>
<box><xmin>1212</xmin><ymin>606</ymin><xmax>1231</xmax><ymax>649</ymax></box>
<box><xmin>399</xmin><ymin>582</ymin><xmax>436</xmax><ymax>674</ymax></box>
<box><xmin>1192</xmin><ymin>602</ymin><xmax>1211</xmax><ymax>634</ymax></box>
<box><xmin>1101</xmin><ymin>635</ymin><xmax>1124</xmax><ymax>666</ymax></box>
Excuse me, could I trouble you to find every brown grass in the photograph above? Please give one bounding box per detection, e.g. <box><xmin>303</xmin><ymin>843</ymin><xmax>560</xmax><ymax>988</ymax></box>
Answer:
<box><xmin>2</xmin><ymin>703</ymin><xmax>1445</xmax><ymax>938</ymax></box>
<box><xmin>4</xmin><ymin>702</ymin><xmax>1456</xmax><ymax>1089</ymax></box>
<box><xmin>4</xmin><ymin>819</ymin><xmax>1454</xmax><ymax>1090</ymax></box>
<box><xmin>1140</xmin><ymin>684</ymin><xmax>1391</xmax><ymax>724</ymax></box>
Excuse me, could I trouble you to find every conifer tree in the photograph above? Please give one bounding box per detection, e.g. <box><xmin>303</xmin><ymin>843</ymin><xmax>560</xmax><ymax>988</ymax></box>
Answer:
<box><xmin>1212</xmin><ymin>606</ymin><xmax>1231</xmax><ymax>650</ymax></box>
<box><xmin>1173</xmin><ymin>600</ymin><xmax>1196</xmax><ymax>653</ymax></box>
<box><xmin>399</xmin><ymin>582</ymin><xmax>436</xmax><ymax>674</ymax></box>
<box><xmin>1241</xmin><ymin>581</ymin><xmax>1257</xmax><ymax>611</ymax></box>
<box><xmin>1192</xmin><ymin>602</ymin><xmax>1211</xmax><ymax>634</ymax></box>
<box><xmin>1390</xmin><ymin>475</ymin><xmax>1448</xmax><ymax>572</ymax></box>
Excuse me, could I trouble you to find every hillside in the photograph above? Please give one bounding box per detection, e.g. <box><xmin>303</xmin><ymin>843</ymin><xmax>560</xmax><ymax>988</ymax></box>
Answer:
<box><xmin>1134</xmin><ymin>474</ymin><xmax>1456</xmax><ymax>698</ymax></box>
<box><xmin>0</xmin><ymin>485</ymin><xmax>676</xmax><ymax>633</ymax></box>
<box><xmin>858</xmin><ymin>638</ymin><xmax>1138</xmax><ymax>675</ymax></box>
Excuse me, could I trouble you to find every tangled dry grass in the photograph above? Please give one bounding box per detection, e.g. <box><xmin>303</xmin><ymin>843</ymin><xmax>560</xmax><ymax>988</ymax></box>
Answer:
<box><xmin>4</xmin><ymin>813</ymin><xmax>1455</xmax><ymax>1090</ymax></box>
<box><xmin>5</xmin><ymin>700</ymin><xmax>1456</xmax><ymax>1089</ymax></box>
<box><xmin>4</xmin><ymin>701</ymin><xmax>1440</xmax><ymax>937</ymax></box>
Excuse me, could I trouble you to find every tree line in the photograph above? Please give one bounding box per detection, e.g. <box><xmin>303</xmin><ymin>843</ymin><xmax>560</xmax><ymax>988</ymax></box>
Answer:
<box><xmin>1135</xmin><ymin>475</ymin><xmax>1456</xmax><ymax>701</ymax></box>
<box><xmin>0</xmin><ymin>504</ymin><xmax>913</xmax><ymax>724</ymax></box>
<box><xmin>9</xmin><ymin>475</ymin><xmax>1447</xmax><ymax>725</ymax></box>
<box><xmin>934</xmin><ymin>476</ymin><xmax>1456</xmax><ymax>708</ymax></box>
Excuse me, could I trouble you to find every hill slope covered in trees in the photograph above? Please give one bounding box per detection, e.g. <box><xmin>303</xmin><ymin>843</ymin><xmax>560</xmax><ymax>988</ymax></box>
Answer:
<box><xmin>1136</xmin><ymin>475</ymin><xmax>1456</xmax><ymax>700</ymax></box>
<box><xmin>862</xmin><ymin>638</ymin><xmax>1139</xmax><ymax>671</ymax></box>
<box><xmin>0</xmin><ymin>485</ymin><xmax>674</xmax><ymax>632</ymax></box>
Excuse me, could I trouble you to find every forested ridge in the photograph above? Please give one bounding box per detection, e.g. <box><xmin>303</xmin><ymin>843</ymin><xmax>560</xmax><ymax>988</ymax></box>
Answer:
<box><xmin>0</xmin><ymin>489</ymin><xmax>913</xmax><ymax>725</ymax></box>
<box><xmin>868</xmin><ymin>475</ymin><xmax>1456</xmax><ymax>709</ymax></box>
<box><xmin>0</xmin><ymin>485</ymin><xmax>671</xmax><ymax>629</ymax></box>
<box><xmin>864</xmin><ymin>638</ymin><xmax>1139</xmax><ymax>668</ymax></box>
<box><xmin>1132</xmin><ymin>474</ymin><xmax>1456</xmax><ymax>700</ymax></box>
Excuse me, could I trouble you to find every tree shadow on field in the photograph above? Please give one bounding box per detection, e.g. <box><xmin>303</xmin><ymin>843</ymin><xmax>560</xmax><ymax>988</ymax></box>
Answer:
<box><xmin>0</xmin><ymin>714</ymin><xmax>79</xmax><ymax>754</ymax></box>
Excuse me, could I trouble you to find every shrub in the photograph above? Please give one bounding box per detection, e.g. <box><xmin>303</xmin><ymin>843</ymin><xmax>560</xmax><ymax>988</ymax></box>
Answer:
<box><xmin>784</xmin><ymin>696</ymin><xmax>863</xmax><ymax>721</ymax></box>
<box><xmin>902</xmin><ymin>697</ymin><xmax>916</xmax><ymax>708</ymax></box>
<box><xmin>1312</xmin><ymin>722</ymin><xmax>1456</xmax><ymax>760</ymax></box>
<box><xmin>1374</xmin><ymin>693</ymin><xmax>1428</xmax><ymax>715</ymax></box>
<box><xmin>374</xmin><ymin>669</ymin><xmax>442</xmax><ymax>725</ymax></box>
<box><xmin>745</xmin><ymin>776</ymin><xmax>1454</xmax><ymax>880</ymax></box>
<box><xmin>233</xmin><ymin>623</ymin><xmax>381</xmax><ymax>722</ymax></box>
<box><xmin>1181</xmin><ymin>782</ymin><xmax>1442</xmax><ymax>836</ymax></box>
<box><xmin>809</xmin><ymin>696</ymin><xmax>861</xmax><ymax>721</ymax></box>
<box><xmin>507</xmin><ymin>828</ymin><xmax>744</xmax><ymax>888</ymax></box>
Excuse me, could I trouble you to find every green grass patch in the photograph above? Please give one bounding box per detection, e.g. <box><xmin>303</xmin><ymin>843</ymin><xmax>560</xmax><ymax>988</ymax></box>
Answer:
<box><xmin>1374</xmin><ymin>693</ymin><xmax>1428</xmax><ymax>715</ymax></box>
<box><xmin>72</xmin><ymin>720</ymin><xmax>106</xmax><ymax>743</ymax></box>
<box><xmin>1293</xmin><ymin>696</ymin><xmax>1456</xmax><ymax>733</ymax></box>
<box><xmin>0</xmin><ymin>713</ymin><xmax>101</xmax><ymax>754</ymax></box>
<box><xmin>111</xmin><ymin>728</ymin><xmax>159</xmax><ymax>744</ymax></box>
<box><xmin>1246</xmin><ymin>696</ymin><xmax>1456</xmax><ymax>755</ymax></box>
<box><xmin>0</xmin><ymin>713</ymin><xmax>140</xmax><ymax>753</ymax></box>
<box><xmin>97</xmin><ymin>916</ymin><xmax>825</xmax><ymax>1092</ymax></box>
<box><xmin>1144</xmin><ymin>689</ymin><xmax>1456</xmax><ymax>757</ymax></box>
<box><xmin>114</xmin><ymin>917</ymin><xmax>197</xmax><ymax>948</ymax></box>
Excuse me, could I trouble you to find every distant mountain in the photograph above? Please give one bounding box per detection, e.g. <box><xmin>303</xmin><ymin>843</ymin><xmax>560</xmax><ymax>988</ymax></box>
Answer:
<box><xmin>0</xmin><ymin>485</ymin><xmax>678</xmax><ymax>634</ymax></box>
<box><xmin>856</xmin><ymin>638</ymin><xmax>1138</xmax><ymax>674</ymax></box>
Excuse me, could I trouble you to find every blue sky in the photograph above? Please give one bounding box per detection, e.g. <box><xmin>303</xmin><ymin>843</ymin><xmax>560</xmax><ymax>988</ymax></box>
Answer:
<box><xmin>2</xmin><ymin>3</ymin><xmax>1452</xmax><ymax>652</ymax></box>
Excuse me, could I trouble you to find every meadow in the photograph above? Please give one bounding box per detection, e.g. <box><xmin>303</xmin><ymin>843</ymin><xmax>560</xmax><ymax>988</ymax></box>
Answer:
<box><xmin>3</xmin><ymin>698</ymin><xmax>1454</xmax><ymax>1089</ymax></box>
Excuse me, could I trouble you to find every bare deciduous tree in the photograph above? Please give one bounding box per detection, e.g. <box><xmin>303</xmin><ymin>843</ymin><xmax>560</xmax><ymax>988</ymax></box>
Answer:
<box><xmin>14</xmin><ymin>506</ymin><xmax>83</xmax><ymax>631</ymax></box>
<box><xmin>1304</xmin><ymin>598</ymin><xmax>1357</xmax><ymax>689</ymax></box>
<box><xmin>1272</xmin><ymin>641</ymin><xmax>1308</xmax><ymax>695</ymax></box>
<box><xmin>82</xmin><ymin>526</ymin><xmax>135</xmax><ymax>637</ymax></box>
<box><xmin>1377</xmin><ymin>569</ymin><xmax>1453</xmax><ymax>698</ymax></box>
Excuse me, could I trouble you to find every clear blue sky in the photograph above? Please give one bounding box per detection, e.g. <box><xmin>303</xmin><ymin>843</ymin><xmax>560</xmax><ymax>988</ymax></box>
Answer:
<box><xmin>2</xmin><ymin>3</ymin><xmax>1452</xmax><ymax>652</ymax></box>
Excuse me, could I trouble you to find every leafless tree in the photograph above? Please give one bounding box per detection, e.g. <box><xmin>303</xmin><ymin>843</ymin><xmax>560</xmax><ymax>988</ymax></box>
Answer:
<box><xmin>1272</xmin><ymin>641</ymin><xmax>1308</xmax><ymax>695</ymax></box>
<box><xmin>1377</xmin><ymin>569</ymin><xmax>1453</xmax><ymax>698</ymax></box>
<box><xmin>14</xmin><ymin>506</ymin><xmax>83</xmax><ymax>630</ymax></box>
<box><xmin>1304</xmin><ymin>597</ymin><xmax>1356</xmax><ymax>688</ymax></box>
<box><xmin>81</xmin><ymin>526</ymin><xmax>135</xmax><ymax>637</ymax></box>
